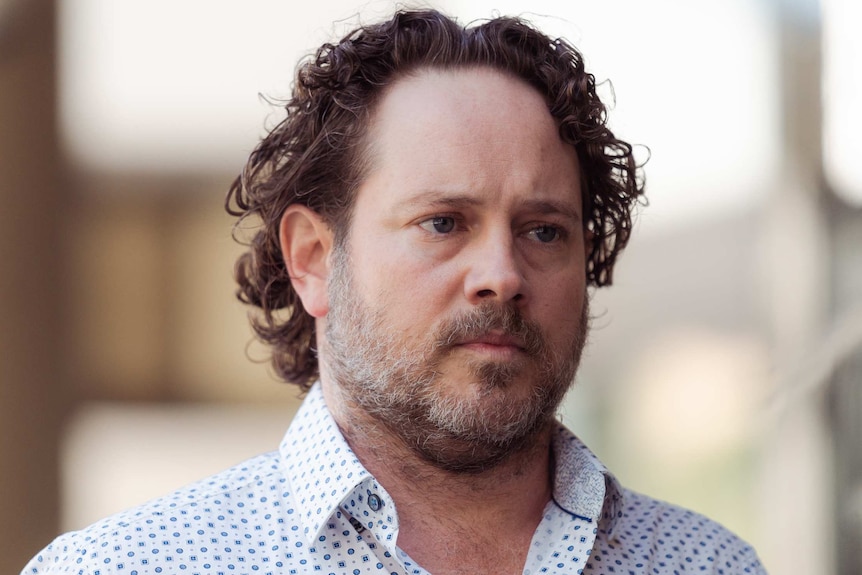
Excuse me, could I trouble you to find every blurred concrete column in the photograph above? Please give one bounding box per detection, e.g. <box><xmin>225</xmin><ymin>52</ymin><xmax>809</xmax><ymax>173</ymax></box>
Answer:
<box><xmin>758</xmin><ymin>0</ymin><xmax>835</xmax><ymax>574</ymax></box>
<box><xmin>825</xmin><ymin>59</ymin><xmax>862</xmax><ymax>575</ymax></box>
<box><xmin>0</xmin><ymin>0</ymin><xmax>66</xmax><ymax>571</ymax></box>
<box><xmin>830</xmin><ymin>348</ymin><xmax>862</xmax><ymax>574</ymax></box>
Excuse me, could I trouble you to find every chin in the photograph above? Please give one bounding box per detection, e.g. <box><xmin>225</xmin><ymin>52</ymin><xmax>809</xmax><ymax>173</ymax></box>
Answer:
<box><xmin>414</xmin><ymin>396</ymin><xmax>556</xmax><ymax>474</ymax></box>
<box><xmin>444</xmin><ymin>353</ymin><xmax>535</xmax><ymax>390</ymax></box>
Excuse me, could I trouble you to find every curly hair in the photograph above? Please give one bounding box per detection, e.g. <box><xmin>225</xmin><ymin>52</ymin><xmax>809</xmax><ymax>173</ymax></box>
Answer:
<box><xmin>226</xmin><ymin>9</ymin><xmax>645</xmax><ymax>391</ymax></box>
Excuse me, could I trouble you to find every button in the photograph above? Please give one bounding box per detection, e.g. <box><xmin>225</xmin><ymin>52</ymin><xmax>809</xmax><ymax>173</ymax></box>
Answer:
<box><xmin>367</xmin><ymin>493</ymin><xmax>381</xmax><ymax>511</ymax></box>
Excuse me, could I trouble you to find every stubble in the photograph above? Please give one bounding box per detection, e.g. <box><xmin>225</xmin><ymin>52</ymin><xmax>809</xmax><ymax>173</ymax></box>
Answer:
<box><xmin>323</xmin><ymin>244</ymin><xmax>589</xmax><ymax>473</ymax></box>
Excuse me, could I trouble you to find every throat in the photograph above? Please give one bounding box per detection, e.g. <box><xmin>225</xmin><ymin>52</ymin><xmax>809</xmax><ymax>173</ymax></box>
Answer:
<box><xmin>392</xmin><ymin>465</ymin><xmax>552</xmax><ymax>575</ymax></box>
<box><xmin>398</xmin><ymin>527</ymin><xmax>539</xmax><ymax>575</ymax></box>
<box><xmin>342</xmin><ymin>411</ymin><xmax>555</xmax><ymax>575</ymax></box>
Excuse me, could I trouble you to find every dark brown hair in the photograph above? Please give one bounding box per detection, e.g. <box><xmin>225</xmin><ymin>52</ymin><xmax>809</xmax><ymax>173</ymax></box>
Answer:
<box><xmin>226</xmin><ymin>9</ymin><xmax>645</xmax><ymax>390</ymax></box>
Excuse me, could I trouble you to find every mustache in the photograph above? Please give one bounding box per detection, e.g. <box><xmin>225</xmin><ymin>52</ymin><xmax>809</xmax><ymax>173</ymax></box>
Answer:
<box><xmin>434</xmin><ymin>303</ymin><xmax>546</xmax><ymax>357</ymax></box>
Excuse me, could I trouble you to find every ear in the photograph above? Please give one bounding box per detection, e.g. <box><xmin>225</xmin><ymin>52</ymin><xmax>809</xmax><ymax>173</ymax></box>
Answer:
<box><xmin>583</xmin><ymin>227</ymin><xmax>595</xmax><ymax>259</ymax></box>
<box><xmin>279</xmin><ymin>205</ymin><xmax>334</xmax><ymax>318</ymax></box>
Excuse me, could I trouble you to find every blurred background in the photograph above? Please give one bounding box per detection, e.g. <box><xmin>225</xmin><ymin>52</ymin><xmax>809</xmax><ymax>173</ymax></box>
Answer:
<box><xmin>1</xmin><ymin>0</ymin><xmax>860</xmax><ymax>573</ymax></box>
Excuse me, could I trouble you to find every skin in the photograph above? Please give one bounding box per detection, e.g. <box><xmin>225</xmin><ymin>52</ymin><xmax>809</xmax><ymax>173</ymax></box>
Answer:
<box><xmin>281</xmin><ymin>67</ymin><xmax>588</xmax><ymax>574</ymax></box>
<box><xmin>342</xmin><ymin>67</ymin><xmax>586</xmax><ymax>408</ymax></box>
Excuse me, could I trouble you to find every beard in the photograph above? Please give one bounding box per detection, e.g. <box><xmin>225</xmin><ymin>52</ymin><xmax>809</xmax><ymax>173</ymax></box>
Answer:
<box><xmin>323</xmin><ymin>244</ymin><xmax>589</xmax><ymax>474</ymax></box>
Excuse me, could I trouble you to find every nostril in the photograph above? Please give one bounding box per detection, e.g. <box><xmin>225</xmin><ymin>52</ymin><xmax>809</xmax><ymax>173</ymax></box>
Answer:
<box><xmin>477</xmin><ymin>289</ymin><xmax>495</xmax><ymax>298</ymax></box>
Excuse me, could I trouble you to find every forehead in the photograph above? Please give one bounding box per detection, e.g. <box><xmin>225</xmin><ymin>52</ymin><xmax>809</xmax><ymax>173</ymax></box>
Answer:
<box><xmin>368</xmin><ymin>66</ymin><xmax>559</xmax><ymax>158</ymax></box>
<box><xmin>357</xmin><ymin>66</ymin><xmax>581</xmax><ymax>212</ymax></box>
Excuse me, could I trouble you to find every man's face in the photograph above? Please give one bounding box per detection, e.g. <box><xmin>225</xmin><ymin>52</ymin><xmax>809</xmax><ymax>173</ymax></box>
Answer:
<box><xmin>322</xmin><ymin>67</ymin><xmax>589</xmax><ymax>472</ymax></box>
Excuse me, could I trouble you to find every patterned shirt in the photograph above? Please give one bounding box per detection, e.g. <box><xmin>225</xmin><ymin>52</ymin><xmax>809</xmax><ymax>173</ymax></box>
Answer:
<box><xmin>23</xmin><ymin>384</ymin><xmax>767</xmax><ymax>575</ymax></box>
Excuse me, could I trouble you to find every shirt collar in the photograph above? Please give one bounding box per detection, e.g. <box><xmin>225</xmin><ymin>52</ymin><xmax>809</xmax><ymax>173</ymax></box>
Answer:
<box><xmin>279</xmin><ymin>383</ymin><xmax>374</xmax><ymax>539</ymax></box>
<box><xmin>550</xmin><ymin>424</ymin><xmax>625</xmax><ymax>538</ymax></box>
<box><xmin>281</xmin><ymin>383</ymin><xmax>625</xmax><ymax>541</ymax></box>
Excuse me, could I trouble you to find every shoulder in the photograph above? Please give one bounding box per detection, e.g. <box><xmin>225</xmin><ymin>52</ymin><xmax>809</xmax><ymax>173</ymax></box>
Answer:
<box><xmin>21</xmin><ymin>451</ymin><xmax>287</xmax><ymax>575</ymax></box>
<box><xmin>593</xmin><ymin>489</ymin><xmax>767</xmax><ymax>574</ymax></box>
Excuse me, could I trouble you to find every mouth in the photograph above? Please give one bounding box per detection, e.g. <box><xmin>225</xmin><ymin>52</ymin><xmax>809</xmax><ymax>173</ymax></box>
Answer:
<box><xmin>455</xmin><ymin>331</ymin><xmax>526</xmax><ymax>355</ymax></box>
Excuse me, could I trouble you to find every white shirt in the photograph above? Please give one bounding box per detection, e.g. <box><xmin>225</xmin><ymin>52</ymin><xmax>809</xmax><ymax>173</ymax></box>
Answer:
<box><xmin>23</xmin><ymin>384</ymin><xmax>766</xmax><ymax>574</ymax></box>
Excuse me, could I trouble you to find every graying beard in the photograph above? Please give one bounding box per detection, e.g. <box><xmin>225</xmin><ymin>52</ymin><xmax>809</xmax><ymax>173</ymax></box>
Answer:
<box><xmin>324</xmin><ymin>243</ymin><xmax>586</xmax><ymax>473</ymax></box>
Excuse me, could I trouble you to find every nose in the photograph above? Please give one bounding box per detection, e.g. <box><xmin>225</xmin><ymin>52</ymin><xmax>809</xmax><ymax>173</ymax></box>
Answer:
<box><xmin>463</xmin><ymin>234</ymin><xmax>526</xmax><ymax>305</ymax></box>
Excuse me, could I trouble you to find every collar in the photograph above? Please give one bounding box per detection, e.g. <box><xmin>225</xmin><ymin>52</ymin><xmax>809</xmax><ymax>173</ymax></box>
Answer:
<box><xmin>280</xmin><ymin>383</ymin><xmax>625</xmax><ymax>543</ymax></box>
<box><xmin>550</xmin><ymin>425</ymin><xmax>625</xmax><ymax>539</ymax></box>
<box><xmin>278</xmin><ymin>384</ymin><xmax>376</xmax><ymax>539</ymax></box>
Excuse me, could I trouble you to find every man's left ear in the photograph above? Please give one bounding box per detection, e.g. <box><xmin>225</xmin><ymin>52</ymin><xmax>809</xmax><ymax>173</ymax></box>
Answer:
<box><xmin>583</xmin><ymin>227</ymin><xmax>595</xmax><ymax>259</ymax></box>
<box><xmin>279</xmin><ymin>205</ymin><xmax>334</xmax><ymax>318</ymax></box>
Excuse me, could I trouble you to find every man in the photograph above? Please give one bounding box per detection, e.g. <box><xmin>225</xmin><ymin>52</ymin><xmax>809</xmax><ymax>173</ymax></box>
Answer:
<box><xmin>24</xmin><ymin>9</ymin><xmax>766</xmax><ymax>575</ymax></box>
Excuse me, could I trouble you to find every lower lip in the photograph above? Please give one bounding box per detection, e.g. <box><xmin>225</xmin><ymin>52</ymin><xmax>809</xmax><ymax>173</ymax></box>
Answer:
<box><xmin>458</xmin><ymin>342</ymin><xmax>523</xmax><ymax>359</ymax></box>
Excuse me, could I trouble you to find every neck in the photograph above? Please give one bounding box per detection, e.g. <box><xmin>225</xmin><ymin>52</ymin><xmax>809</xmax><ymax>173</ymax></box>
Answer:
<box><xmin>321</xmin><ymin>378</ymin><xmax>555</xmax><ymax>574</ymax></box>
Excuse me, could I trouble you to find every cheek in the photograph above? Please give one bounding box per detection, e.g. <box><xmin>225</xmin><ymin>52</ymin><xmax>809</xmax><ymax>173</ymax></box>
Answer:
<box><xmin>532</xmin><ymin>270</ymin><xmax>586</xmax><ymax>326</ymax></box>
<box><xmin>351</xmin><ymin>240</ymin><xmax>459</xmax><ymax>321</ymax></box>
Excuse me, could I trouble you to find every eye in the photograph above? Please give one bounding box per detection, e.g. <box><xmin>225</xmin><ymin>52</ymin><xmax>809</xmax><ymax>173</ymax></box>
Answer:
<box><xmin>419</xmin><ymin>216</ymin><xmax>456</xmax><ymax>234</ymax></box>
<box><xmin>529</xmin><ymin>225</ymin><xmax>562</xmax><ymax>243</ymax></box>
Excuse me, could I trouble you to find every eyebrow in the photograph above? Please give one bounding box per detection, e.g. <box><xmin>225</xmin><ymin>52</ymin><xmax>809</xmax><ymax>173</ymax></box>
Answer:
<box><xmin>516</xmin><ymin>198</ymin><xmax>582</xmax><ymax>223</ymax></box>
<box><xmin>394</xmin><ymin>190</ymin><xmax>582</xmax><ymax>223</ymax></box>
<box><xmin>394</xmin><ymin>190</ymin><xmax>483</xmax><ymax>212</ymax></box>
